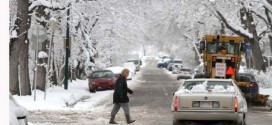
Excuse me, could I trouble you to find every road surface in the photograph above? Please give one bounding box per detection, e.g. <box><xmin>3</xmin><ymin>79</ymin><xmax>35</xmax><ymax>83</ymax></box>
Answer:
<box><xmin>29</xmin><ymin>57</ymin><xmax>272</xmax><ymax>125</ymax></box>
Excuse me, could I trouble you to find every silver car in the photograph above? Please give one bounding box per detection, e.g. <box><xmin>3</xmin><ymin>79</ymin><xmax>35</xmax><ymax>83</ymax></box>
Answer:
<box><xmin>171</xmin><ymin>79</ymin><xmax>247</xmax><ymax>125</ymax></box>
<box><xmin>177</xmin><ymin>68</ymin><xmax>193</xmax><ymax>80</ymax></box>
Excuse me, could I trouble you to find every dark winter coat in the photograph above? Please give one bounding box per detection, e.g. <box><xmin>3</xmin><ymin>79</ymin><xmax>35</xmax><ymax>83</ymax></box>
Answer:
<box><xmin>113</xmin><ymin>75</ymin><xmax>133</xmax><ymax>103</ymax></box>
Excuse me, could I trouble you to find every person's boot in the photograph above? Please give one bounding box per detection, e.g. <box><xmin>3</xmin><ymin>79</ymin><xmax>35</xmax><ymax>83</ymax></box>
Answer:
<box><xmin>109</xmin><ymin>115</ymin><xmax>118</xmax><ymax>124</ymax></box>
<box><xmin>125</xmin><ymin>114</ymin><xmax>135</xmax><ymax>124</ymax></box>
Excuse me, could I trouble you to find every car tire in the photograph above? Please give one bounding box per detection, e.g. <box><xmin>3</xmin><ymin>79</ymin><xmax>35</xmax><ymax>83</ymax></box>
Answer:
<box><xmin>89</xmin><ymin>87</ymin><xmax>95</xmax><ymax>93</ymax></box>
<box><xmin>173</xmin><ymin>119</ymin><xmax>183</xmax><ymax>125</ymax></box>
<box><xmin>235</xmin><ymin>114</ymin><xmax>246</xmax><ymax>125</ymax></box>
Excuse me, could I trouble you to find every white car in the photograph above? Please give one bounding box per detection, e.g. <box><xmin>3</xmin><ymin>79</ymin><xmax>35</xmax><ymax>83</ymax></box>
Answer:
<box><xmin>171</xmin><ymin>79</ymin><xmax>247</xmax><ymax>125</ymax></box>
<box><xmin>127</xmin><ymin>59</ymin><xmax>141</xmax><ymax>71</ymax></box>
<box><xmin>123</xmin><ymin>62</ymin><xmax>136</xmax><ymax>80</ymax></box>
<box><xmin>172</xmin><ymin>64</ymin><xmax>183</xmax><ymax>74</ymax></box>
<box><xmin>177</xmin><ymin>68</ymin><xmax>193</xmax><ymax>80</ymax></box>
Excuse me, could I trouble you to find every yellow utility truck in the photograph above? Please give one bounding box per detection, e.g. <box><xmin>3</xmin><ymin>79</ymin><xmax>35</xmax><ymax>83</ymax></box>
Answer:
<box><xmin>196</xmin><ymin>35</ymin><xmax>269</xmax><ymax>105</ymax></box>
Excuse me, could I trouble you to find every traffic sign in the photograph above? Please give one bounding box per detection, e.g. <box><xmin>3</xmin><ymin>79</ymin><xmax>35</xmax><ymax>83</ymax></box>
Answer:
<box><xmin>215</xmin><ymin>63</ymin><xmax>226</xmax><ymax>77</ymax></box>
<box><xmin>226</xmin><ymin>66</ymin><xmax>235</xmax><ymax>75</ymax></box>
<box><xmin>28</xmin><ymin>24</ymin><xmax>47</xmax><ymax>50</ymax></box>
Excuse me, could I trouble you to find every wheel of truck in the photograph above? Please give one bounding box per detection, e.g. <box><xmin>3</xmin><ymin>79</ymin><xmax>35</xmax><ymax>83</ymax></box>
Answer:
<box><xmin>194</xmin><ymin>74</ymin><xmax>205</xmax><ymax>78</ymax></box>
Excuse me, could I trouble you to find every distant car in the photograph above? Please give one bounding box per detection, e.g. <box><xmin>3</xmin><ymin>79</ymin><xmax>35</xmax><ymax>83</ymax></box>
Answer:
<box><xmin>123</xmin><ymin>62</ymin><xmax>136</xmax><ymax>80</ymax></box>
<box><xmin>236</xmin><ymin>73</ymin><xmax>259</xmax><ymax>100</ymax></box>
<box><xmin>167</xmin><ymin>63</ymin><xmax>176</xmax><ymax>71</ymax></box>
<box><xmin>172</xmin><ymin>64</ymin><xmax>183</xmax><ymax>74</ymax></box>
<box><xmin>173</xmin><ymin>59</ymin><xmax>183</xmax><ymax>64</ymax></box>
<box><xmin>88</xmin><ymin>70</ymin><xmax>115</xmax><ymax>92</ymax></box>
<box><xmin>127</xmin><ymin>59</ymin><xmax>141</xmax><ymax>71</ymax></box>
<box><xmin>157</xmin><ymin>58</ymin><xmax>171</xmax><ymax>68</ymax></box>
<box><xmin>10</xmin><ymin>93</ymin><xmax>29</xmax><ymax>125</ymax></box>
<box><xmin>171</xmin><ymin>79</ymin><xmax>247</xmax><ymax>125</ymax></box>
<box><xmin>177</xmin><ymin>68</ymin><xmax>193</xmax><ymax>80</ymax></box>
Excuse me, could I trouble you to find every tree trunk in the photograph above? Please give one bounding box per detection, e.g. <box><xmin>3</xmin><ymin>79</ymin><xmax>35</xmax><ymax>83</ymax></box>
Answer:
<box><xmin>58</xmin><ymin>64</ymin><xmax>65</xmax><ymax>85</ymax></box>
<box><xmin>10</xmin><ymin>0</ymin><xmax>29</xmax><ymax>95</ymax></box>
<box><xmin>9</xmin><ymin>38</ymin><xmax>20</xmax><ymax>95</ymax></box>
<box><xmin>75</xmin><ymin>61</ymin><xmax>81</xmax><ymax>79</ymax></box>
<box><xmin>265</xmin><ymin>6</ymin><xmax>272</xmax><ymax>55</ymax></box>
<box><xmin>19</xmin><ymin>41</ymin><xmax>31</xmax><ymax>95</ymax></box>
<box><xmin>240</xmin><ymin>7</ymin><xmax>251</xmax><ymax>69</ymax></box>
<box><xmin>247</xmin><ymin>11</ymin><xmax>266</xmax><ymax>71</ymax></box>
<box><xmin>52</xmin><ymin>58</ymin><xmax>58</xmax><ymax>85</ymax></box>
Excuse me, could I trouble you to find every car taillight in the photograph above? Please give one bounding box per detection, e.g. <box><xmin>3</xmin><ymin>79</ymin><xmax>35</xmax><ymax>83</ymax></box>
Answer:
<box><xmin>250</xmin><ymin>82</ymin><xmax>258</xmax><ymax>88</ymax></box>
<box><xmin>231</xmin><ymin>57</ymin><xmax>236</xmax><ymax>62</ymax></box>
<box><xmin>174</xmin><ymin>96</ymin><xmax>178</xmax><ymax>111</ymax></box>
<box><xmin>234</xmin><ymin>97</ymin><xmax>238</xmax><ymax>112</ymax></box>
<box><xmin>212</xmin><ymin>56</ymin><xmax>217</xmax><ymax>61</ymax></box>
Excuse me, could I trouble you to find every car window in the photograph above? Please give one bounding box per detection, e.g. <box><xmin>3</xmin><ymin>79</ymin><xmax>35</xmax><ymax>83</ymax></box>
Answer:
<box><xmin>180</xmin><ymin>80</ymin><xmax>235</xmax><ymax>93</ymax></box>
<box><xmin>91</xmin><ymin>71</ymin><xmax>113</xmax><ymax>78</ymax></box>
<box><xmin>237</xmin><ymin>74</ymin><xmax>257</xmax><ymax>82</ymax></box>
<box><xmin>127</xmin><ymin>60</ymin><xmax>139</xmax><ymax>64</ymax></box>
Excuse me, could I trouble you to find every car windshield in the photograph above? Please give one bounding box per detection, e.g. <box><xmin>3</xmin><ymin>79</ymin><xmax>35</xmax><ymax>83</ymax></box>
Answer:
<box><xmin>127</xmin><ymin>60</ymin><xmax>139</xmax><ymax>64</ymax></box>
<box><xmin>91</xmin><ymin>71</ymin><xmax>113</xmax><ymax>78</ymax></box>
<box><xmin>207</xmin><ymin>42</ymin><xmax>239</xmax><ymax>54</ymax></box>
<box><xmin>174</xmin><ymin>60</ymin><xmax>183</xmax><ymax>63</ymax></box>
<box><xmin>181</xmin><ymin>69</ymin><xmax>191</xmax><ymax>72</ymax></box>
<box><xmin>175</xmin><ymin>65</ymin><xmax>182</xmax><ymax>68</ymax></box>
<box><xmin>179</xmin><ymin>80</ymin><xmax>235</xmax><ymax>93</ymax></box>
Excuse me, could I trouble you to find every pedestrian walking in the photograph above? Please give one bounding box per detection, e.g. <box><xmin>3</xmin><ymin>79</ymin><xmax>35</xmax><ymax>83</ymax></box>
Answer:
<box><xmin>109</xmin><ymin>68</ymin><xmax>135</xmax><ymax>124</ymax></box>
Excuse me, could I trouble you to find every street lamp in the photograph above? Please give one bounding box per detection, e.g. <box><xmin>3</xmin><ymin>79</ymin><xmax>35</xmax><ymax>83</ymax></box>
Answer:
<box><xmin>44</xmin><ymin>17</ymin><xmax>58</xmax><ymax>100</ymax></box>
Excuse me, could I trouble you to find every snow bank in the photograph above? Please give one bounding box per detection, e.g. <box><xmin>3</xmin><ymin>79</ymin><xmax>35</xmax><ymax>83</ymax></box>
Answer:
<box><xmin>106</xmin><ymin>66</ymin><xmax>124</xmax><ymax>74</ymax></box>
<box><xmin>251</xmin><ymin>67</ymin><xmax>272</xmax><ymax>88</ymax></box>
<box><xmin>38</xmin><ymin>51</ymin><xmax>48</xmax><ymax>58</ymax></box>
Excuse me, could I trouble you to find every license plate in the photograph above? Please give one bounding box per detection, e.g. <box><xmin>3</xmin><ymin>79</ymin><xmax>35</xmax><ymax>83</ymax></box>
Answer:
<box><xmin>200</xmin><ymin>101</ymin><xmax>212</xmax><ymax>108</ymax></box>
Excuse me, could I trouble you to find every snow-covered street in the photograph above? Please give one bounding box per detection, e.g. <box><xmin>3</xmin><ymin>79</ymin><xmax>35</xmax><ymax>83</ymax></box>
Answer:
<box><xmin>12</xmin><ymin>58</ymin><xmax>272</xmax><ymax>125</ymax></box>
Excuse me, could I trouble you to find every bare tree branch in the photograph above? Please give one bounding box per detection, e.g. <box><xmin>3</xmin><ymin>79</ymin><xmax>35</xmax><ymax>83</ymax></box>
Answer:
<box><xmin>215</xmin><ymin>10</ymin><xmax>252</xmax><ymax>39</ymax></box>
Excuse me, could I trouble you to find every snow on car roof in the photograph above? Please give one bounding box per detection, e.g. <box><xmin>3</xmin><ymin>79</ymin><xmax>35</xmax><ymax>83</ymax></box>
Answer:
<box><xmin>106</xmin><ymin>66</ymin><xmax>124</xmax><ymax>74</ymax></box>
<box><xmin>186</xmin><ymin>79</ymin><xmax>233</xmax><ymax>82</ymax></box>
<box><xmin>176</xmin><ymin>79</ymin><xmax>235</xmax><ymax>94</ymax></box>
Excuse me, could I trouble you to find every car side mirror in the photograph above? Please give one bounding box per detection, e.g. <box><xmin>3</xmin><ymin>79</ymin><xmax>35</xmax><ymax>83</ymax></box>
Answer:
<box><xmin>199</xmin><ymin>41</ymin><xmax>205</xmax><ymax>53</ymax></box>
<box><xmin>240</xmin><ymin>43</ymin><xmax>246</xmax><ymax>52</ymax></box>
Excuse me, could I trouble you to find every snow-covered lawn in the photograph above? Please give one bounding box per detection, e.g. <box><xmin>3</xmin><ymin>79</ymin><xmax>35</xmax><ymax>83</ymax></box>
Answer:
<box><xmin>259</xmin><ymin>88</ymin><xmax>272</xmax><ymax>100</ymax></box>
<box><xmin>14</xmin><ymin>78</ymin><xmax>141</xmax><ymax>111</ymax></box>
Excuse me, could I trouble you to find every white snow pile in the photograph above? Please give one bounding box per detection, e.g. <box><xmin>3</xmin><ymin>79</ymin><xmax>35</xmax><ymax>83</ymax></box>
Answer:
<box><xmin>10</xmin><ymin>93</ymin><xmax>29</xmax><ymax>125</ymax></box>
<box><xmin>106</xmin><ymin>66</ymin><xmax>124</xmax><ymax>74</ymax></box>
<box><xmin>38</xmin><ymin>51</ymin><xmax>48</xmax><ymax>58</ymax></box>
<box><xmin>13</xmin><ymin>79</ymin><xmax>113</xmax><ymax>111</ymax></box>
<box><xmin>176</xmin><ymin>81</ymin><xmax>235</xmax><ymax>94</ymax></box>
<box><xmin>211</xmin><ymin>85</ymin><xmax>235</xmax><ymax>93</ymax></box>
<box><xmin>251</xmin><ymin>67</ymin><xmax>272</xmax><ymax>88</ymax></box>
<box><xmin>190</xmin><ymin>82</ymin><xmax>208</xmax><ymax>93</ymax></box>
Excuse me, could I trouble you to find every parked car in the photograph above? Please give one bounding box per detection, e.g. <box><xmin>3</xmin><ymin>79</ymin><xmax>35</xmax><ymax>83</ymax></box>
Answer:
<box><xmin>127</xmin><ymin>59</ymin><xmax>141</xmax><ymax>71</ymax></box>
<box><xmin>236</xmin><ymin>73</ymin><xmax>259</xmax><ymax>100</ymax></box>
<box><xmin>173</xmin><ymin>59</ymin><xmax>183</xmax><ymax>64</ymax></box>
<box><xmin>88</xmin><ymin>70</ymin><xmax>115</xmax><ymax>92</ymax></box>
<box><xmin>172</xmin><ymin>64</ymin><xmax>183</xmax><ymax>74</ymax></box>
<box><xmin>177</xmin><ymin>68</ymin><xmax>193</xmax><ymax>80</ymax></box>
<box><xmin>123</xmin><ymin>62</ymin><xmax>136</xmax><ymax>80</ymax></box>
<box><xmin>167</xmin><ymin>63</ymin><xmax>176</xmax><ymax>71</ymax></box>
<box><xmin>10</xmin><ymin>93</ymin><xmax>29</xmax><ymax>125</ymax></box>
<box><xmin>171</xmin><ymin>79</ymin><xmax>247</xmax><ymax>125</ymax></box>
<box><xmin>157</xmin><ymin>58</ymin><xmax>171</xmax><ymax>68</ymax></box>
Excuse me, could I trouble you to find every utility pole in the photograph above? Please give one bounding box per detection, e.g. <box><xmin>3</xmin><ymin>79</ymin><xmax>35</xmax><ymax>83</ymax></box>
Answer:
<box><xmin>64</xmin><ymin>4</ymin><xmax>71</xmax><ymax>90</ymax></box>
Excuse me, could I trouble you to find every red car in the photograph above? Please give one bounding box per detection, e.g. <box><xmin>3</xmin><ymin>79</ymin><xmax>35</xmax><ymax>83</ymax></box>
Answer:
<box><xmin>88</xmin><ymin>70</ymin><xmax>116</xmax><ymax>92</ymax></box>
